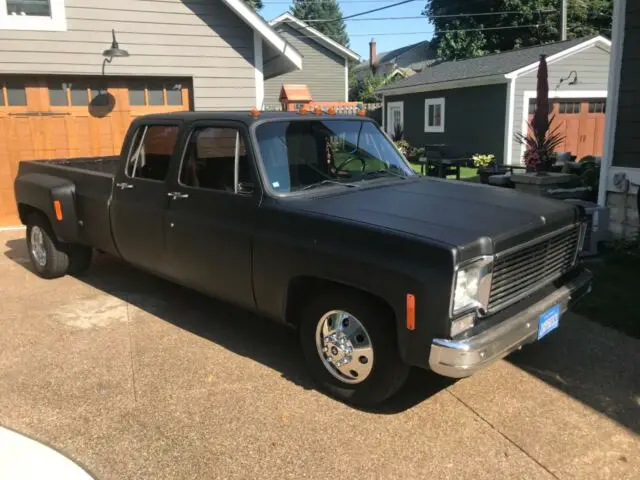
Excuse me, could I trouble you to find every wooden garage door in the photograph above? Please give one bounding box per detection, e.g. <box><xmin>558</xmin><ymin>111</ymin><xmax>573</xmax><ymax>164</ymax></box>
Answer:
<box><xmin>0</xmin><ymin>76</ymin><xmax>191</xmax><ymax>226</ymax></box>
<box><xmin>527</xmin><ymin>97</ymin><xmax>606</xmax><ymax>160</ymax></box>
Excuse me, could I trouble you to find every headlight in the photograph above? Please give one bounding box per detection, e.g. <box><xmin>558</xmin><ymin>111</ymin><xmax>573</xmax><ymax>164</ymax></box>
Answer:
<box><xmin>451</xmin><ymin>256</ymin><xmax>493</xmax><ymax>317</ymax></box>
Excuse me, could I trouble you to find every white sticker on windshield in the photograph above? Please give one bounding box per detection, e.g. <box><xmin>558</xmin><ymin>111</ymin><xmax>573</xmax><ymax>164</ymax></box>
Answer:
<box><xmin>272</xmin><ymin>181</ymin><xmax>280</xmax><ymax>188</ymax></box>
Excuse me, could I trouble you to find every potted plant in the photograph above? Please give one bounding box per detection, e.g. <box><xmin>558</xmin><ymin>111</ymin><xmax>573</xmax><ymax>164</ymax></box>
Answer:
<box><xmin>514</xmin><ymin>54</ymin><xmax>565</xmax><ymax>176</ymax></box>
<box><xmin>394</xmin><ymin>139</ymin><xmax>410</xmax><ymax>157</ymax></box>
<box><xmin>515</xmin><ymin>119</ymin><xmax>564</xmax><ymax>175</ymax></box>
<box><xmin>473</xmin><ymin>154</ymin><xmax>507</xmax><ymax>184</ymax></box>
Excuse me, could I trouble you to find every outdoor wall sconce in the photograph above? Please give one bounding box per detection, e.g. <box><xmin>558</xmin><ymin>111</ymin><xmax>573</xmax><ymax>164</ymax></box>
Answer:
<box><xmin>556</xmin><ymin>70</ymin><xmax>578</xmax><ymax>89</ymax></box>
<box><xmin>102</xmin><ymin>29</ymin><xmax>129</xmax><ymax>74</ymax></box>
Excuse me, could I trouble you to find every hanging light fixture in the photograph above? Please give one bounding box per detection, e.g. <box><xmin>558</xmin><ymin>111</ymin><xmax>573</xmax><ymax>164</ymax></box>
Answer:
<box><xmin>102</xmin><ymin>29</ymin><xmax>129</xmax><ymax>60</ymax></box>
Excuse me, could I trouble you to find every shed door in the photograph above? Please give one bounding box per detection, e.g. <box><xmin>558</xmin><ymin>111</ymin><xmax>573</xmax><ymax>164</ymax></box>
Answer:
<box><xmin>527</xmin><ymin>97</ymin><xmax>606</xmax><ymax>160</ymax></box>
<box><xmin>0</xmin><ymin>76</ymin><xmax>191</xmax><ymax>226</ymax></box>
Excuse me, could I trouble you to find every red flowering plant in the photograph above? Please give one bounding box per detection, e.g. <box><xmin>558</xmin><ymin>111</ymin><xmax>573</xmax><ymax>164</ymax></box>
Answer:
<box><xmin>513</xmin><ymin>54</ymin><xmax>564</xmax><ymax>173</ymax></box>
<box><xmin>515</xmin><ymin>118</ymin><xmax>565</xmax><ymax>173</ymax></box>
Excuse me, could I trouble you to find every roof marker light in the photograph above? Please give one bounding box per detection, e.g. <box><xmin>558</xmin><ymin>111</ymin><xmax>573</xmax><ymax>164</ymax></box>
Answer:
<box><xmin>313</xmin><ymin>106</ymin><xmax>323</xmax><ymax>116</ymax></box>
<box><xmin>250</xmin><ymin>107</ymin><xmax>260</xmax><ymax>118</ymax></box>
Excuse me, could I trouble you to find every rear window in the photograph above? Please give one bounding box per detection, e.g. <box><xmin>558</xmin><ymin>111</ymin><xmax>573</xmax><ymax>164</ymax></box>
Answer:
<box><xmin>125</xmin><ymin>125</ymin><xmax>179</xmax><ymax>181</ymax></box>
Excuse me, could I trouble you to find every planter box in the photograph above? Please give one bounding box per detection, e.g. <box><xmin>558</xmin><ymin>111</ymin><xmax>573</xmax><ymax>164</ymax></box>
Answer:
<box><xmin>510</xmin><ymin>172</ymin><xmax>577</xmax><ymax>196</ymax></box>
<box><xmin>477</xmin><ymin>167</ymin><xmax>509</xmax><ymax>184</ymax></box>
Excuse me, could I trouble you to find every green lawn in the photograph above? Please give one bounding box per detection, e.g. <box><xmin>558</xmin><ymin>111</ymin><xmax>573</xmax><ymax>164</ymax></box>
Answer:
<box><xmin>574</xmin><ymin>246</ymin><xmax>640</xmax><ymax>340</ymax></box>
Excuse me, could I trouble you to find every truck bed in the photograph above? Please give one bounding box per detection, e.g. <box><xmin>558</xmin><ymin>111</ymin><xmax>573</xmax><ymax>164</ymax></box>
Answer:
<box><xmin>16</xmin><ymin>156</ymin><xmax>120</xmax><ymax>255</ymax></box>
<box><xmin>30</xmin><ymin>156</ymin><xmax>120</xmax><ymax>175</ymax></box>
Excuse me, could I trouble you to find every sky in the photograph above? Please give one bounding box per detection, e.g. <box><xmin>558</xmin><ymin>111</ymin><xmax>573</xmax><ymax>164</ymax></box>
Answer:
<box><xmin>259</xmin><ymin>0</ymin><xmax>435</xmax><ymax>60</ymax></box>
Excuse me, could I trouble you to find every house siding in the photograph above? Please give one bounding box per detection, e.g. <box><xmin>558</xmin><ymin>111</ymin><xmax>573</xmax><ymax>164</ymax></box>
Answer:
<box><xmin>385</xmin><ymin>84</ymin><xmax>507</xmax><ymax>162</ymax></box>
<box><xmin>511</xmin><ymin>44</ymin><xmax>610</xmax><ymax>163</ymax></box>
<box><xmin>0</xmin><ymin>0</ymin><xmax>257</xmax><ymax>110</ymax></box>
<box><xmin>264</xmin><ymin>23</ymin><xmax>344</xmax><ymax>105</ymax></box>
<box><xmin>607</xmin><ymin>1</ymin><xmax>640</xmax><ymax>239</ymax></box>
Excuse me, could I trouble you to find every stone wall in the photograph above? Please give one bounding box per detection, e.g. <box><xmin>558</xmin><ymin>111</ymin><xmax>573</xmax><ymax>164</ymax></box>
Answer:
<box><xmin>606</xmin><ymin>190</ymin><xmax>640</xmax><ymax>240</ymax></box>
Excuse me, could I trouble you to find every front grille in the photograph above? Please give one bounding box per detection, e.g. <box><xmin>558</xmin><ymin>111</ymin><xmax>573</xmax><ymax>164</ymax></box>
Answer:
<box><xmin>487</xmin><ymin>225</ymin><xmax>580</xmax><ymax>312</ymax></box>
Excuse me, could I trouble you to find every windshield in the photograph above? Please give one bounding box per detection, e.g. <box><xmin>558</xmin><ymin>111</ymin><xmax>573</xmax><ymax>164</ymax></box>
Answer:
<box><xmin>255</xmin><ymin>119</ymin><xmax>416</xmax><ymax>193</ymax></box>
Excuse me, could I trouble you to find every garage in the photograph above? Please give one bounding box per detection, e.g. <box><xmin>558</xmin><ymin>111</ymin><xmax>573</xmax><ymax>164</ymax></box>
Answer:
<box><xmin>528</xmin><ymin>97</ymin><xmax>606</xmax><ymax>159</ymax></box>
<box><xmin>0</xmin><ymin>76</ymin><xmax>191</xmax><ymax>225</ymax></box>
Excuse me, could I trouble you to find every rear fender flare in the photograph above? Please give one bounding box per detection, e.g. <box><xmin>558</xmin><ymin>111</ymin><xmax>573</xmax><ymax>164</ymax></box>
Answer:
<box><xmin>15</xmin><ymin>173</ymin><xmax>79</xmax><ymax>244</ymax></box>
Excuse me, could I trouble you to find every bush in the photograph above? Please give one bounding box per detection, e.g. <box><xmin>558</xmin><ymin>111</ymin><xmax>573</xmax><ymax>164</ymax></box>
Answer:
<box><xmin>578</xmin><ymin>155</ymin><xmax>600</xmax><ymax>202</ymax></box>
<box><xmin>472</xmin><ymin>154</ymin><xmax>495</xmax><ymax>168</ymax></box>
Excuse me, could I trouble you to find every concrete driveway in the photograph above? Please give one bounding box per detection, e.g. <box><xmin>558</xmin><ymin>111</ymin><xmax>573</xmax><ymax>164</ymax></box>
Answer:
<box><xmin>1</xmin><ymin>229</ymin><xmax>638</xmax><ymax>480</ymax></box>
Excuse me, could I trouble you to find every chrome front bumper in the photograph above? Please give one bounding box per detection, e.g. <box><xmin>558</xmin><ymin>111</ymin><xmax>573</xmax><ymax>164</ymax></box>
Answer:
<box><xmin>428</xmin><ymin>269</ymin><xmax>592</xmax><ymax>378</ymax></box>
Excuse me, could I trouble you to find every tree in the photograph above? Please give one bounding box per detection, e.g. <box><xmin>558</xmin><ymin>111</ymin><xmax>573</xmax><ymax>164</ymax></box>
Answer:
<box><xmin>244</xmin><ymin>0</ymin><xmax>263</xmax><ymax>12</ymax></box>
<box><xmin>291</xmin><ymin>0</ymin><xmax>350</xmax><ymax>47</ymax></box>
<box><xmin>349</xmin><ymin>74</ymin><xmax>401</xmax><ymax>103</ymax></box>
<box><xmin>424</xmin><ymin>0</ymin><xmax>612</xmax><ymax>61</ymax></box>
<box><xmin>435</xmin><ymin>20</ymin><xmax>487</xmax><ymax>60</ymax></box>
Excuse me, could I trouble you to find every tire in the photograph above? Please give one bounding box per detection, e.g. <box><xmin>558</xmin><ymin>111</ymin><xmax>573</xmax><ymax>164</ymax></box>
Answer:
<box><xmin>26</xmin><ymin>214</ymin><xmax>70</xmax><ymax>279</ymax></box>
<box><xmin>300</xmin><ymin>288</ymin><xmax>410</xmax><ymax>406</ymax></box>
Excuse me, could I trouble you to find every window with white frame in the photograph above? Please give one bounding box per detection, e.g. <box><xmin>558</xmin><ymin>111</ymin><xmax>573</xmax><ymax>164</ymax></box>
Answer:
<box><xmin>0</xmin><ymin>0</ymin><xmax>66</xmax><ymax>31</ymax></box>
<box><xmin>424</xmin><ymin>98</ymin><xmax>445</xmax><ymax>133</ymax></box>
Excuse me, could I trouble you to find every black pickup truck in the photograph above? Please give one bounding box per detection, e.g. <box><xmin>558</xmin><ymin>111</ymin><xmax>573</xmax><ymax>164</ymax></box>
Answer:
<box><xmin>14</xmin><ymin>111</ymin><xmax>592</xmax><ymax>406</ymax></box>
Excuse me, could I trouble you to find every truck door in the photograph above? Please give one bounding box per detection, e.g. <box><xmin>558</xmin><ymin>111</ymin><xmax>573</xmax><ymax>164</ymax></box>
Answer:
<box><xmin>110</xmin><ymin>122</ymin><xmax>180</xmax><ymax>275</ymax></box>
<box><xmin>164</xmin><ymin>122</ymin><xmax>258</xmax><ymax>310</ymax></box>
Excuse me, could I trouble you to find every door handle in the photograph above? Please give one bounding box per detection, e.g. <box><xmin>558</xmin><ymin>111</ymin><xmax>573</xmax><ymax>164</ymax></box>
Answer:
<box><xmin>116</xmin><ymin>182</ymin><xmax>134</xmax><ymax>190</ymax></box>
<box><xmin>167</xmin><ymin>191</ymin><xmax>189</xmax><ymax>200</ymax></box>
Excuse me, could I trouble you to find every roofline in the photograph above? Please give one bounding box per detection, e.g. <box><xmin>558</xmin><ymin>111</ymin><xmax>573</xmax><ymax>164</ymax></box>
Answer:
<box><xmin>377</xmin><ymin>35</ymin><xmax>611</xmax><ymax>96</ymax></box>
<box><xmin>377</xmin><ymin>74</ymin><xmax>507</xmax><ymax>96</ymax></box>
<box><xmin>505</xmin><ymin>35</ymin><xmax>611</xmax><ymax>79</ymax></box>
<box><xmin>221</xmin><ymin>0</ymin><xmax>302</xmax><ymax>70</ymax></box>
<box><xmin>269</xmin><ymin>12</ymin><xmax>360</xmax><ymax>61</ymax></box>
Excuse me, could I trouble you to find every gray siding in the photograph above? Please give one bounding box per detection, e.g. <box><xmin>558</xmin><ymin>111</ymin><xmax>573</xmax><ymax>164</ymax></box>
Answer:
<box><xmin>511</xmin><ymin>44</ymin><xmax>610</xmax><ymax>163</ymax></box>
<box><xmin>385</xmin><ymin>84</ymin><xmax>508</xmax><ymax>162</ymax></box>
<box><xmin>264</xmin><ymin>23</ymin><xmax>345</xmax><ymax>104</ymax></box>
<box><xmin>612</xmin><ymin>3</ymin><xmax>640</xmax><ymax>168</ymax></box>
<box><xmin>0</xmin><ymin>0</ymin><xmax>257</xmax><ymax>110</ymax></box>
<box><xmin>607</xmin><ymin>2</ymin><xmax>640</xmax><ymax>240</ymax></box>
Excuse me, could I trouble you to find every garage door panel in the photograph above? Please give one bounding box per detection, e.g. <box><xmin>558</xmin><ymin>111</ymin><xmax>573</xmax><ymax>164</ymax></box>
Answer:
<box><xmin>0</xmin><ymin>76</ymin><xmax>191</xmax><ymax>224</ymax></box>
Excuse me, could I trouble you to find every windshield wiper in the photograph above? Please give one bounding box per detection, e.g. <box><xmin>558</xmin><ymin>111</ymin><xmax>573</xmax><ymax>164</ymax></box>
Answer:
<box><xmin>299</xmin><ymin>179</ymin><xmax>359</xmax><ymax>191</ymax></box>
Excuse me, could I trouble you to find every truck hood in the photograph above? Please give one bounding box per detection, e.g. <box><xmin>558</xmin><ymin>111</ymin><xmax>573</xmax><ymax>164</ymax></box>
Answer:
<box><xmin>284</xmin><ymin>177</ymin><xmax>580</xmax><ymax>261</ymax></box>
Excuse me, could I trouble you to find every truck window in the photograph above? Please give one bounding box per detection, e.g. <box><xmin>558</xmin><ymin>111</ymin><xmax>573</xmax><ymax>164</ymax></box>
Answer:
<box><xmin>126</xmin><ymin>125</ymin><xmax>179</xmax><ymax>182</ymax></box>
<box><xmin>179</xmin><ymin>127</ymin><xmax>250</xmax><ymax>192</ymax></box>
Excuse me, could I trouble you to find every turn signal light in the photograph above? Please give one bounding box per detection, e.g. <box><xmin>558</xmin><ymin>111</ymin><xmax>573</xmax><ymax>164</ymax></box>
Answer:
<box><xmin>406</xmin><ymin>294</ymin><xmax>416</xmax><ymax>331</ymax></box>
<box><xmin>53</xmin><ymin>200</ymin><xmax>63</xmax><ymax>221</ymax></box>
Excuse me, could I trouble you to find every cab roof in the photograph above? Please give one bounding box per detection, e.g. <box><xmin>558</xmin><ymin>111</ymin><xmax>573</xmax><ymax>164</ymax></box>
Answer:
<box><xmin>137</xmin><ymin>110</ymin><xmax>374</xmax><ymax>126</ymax></box>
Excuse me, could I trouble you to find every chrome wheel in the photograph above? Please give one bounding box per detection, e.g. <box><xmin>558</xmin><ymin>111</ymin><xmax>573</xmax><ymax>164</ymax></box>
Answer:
<box><xmin>315</xmin><ymin>310</ymin><xmax>374</xmax><ymax>384</ymax></box>
<box><xmin>30</xmin><ymin>226</ymin><xmax>47</xmax><ymax>267</ymax></box>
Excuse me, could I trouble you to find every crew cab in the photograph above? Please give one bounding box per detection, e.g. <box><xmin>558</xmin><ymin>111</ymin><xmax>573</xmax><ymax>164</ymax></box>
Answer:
<box><xmin>14</xmin><ymin>111</ymin><xmax>592</xmax><ymax>406</ymax></box>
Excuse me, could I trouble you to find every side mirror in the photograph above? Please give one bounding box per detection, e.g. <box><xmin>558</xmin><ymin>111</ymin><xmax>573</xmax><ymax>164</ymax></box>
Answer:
<box><xmin>237</xmin><ymin>181</ymin><xmax>254</xmax><ymax>195</ymax></box>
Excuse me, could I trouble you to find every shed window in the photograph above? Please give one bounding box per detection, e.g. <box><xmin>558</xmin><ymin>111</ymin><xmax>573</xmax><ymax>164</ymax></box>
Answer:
<box><xmin>588</xmin><ymin>100</ymin><xmax>606</xmax><ymax>113</ymax></box>
<box><xmin>48</xmin><ymin>80</ymin><xmax>105</xmax><ymax>107</ymax></box>
<box><xmin>558</xmin><ymin>100</ymin><xmax>581</xmax><ymax>114</ymax></box>
<box><xmin>128</xmin><ymin>82</ymin><xmax>184</xmax><ymax>107</ymax></box>
<box><xmin>424</xmin><ymin>98</ymin><xmax>445</xmax><ymax>133</ymax></box>
<box><xmin>6</xmin><ymin>0</ymin><xmax>51</xmax><ymax>16</ymax></box>
<box><xmin>1</xmin><ymin>79</ymin><xmax>27</xmax><ymax>106</ymax></box>
<box><xmin>1</xmin><ymin>0</ymin><xmax>66</xmax><ymax>31</ymax></box>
